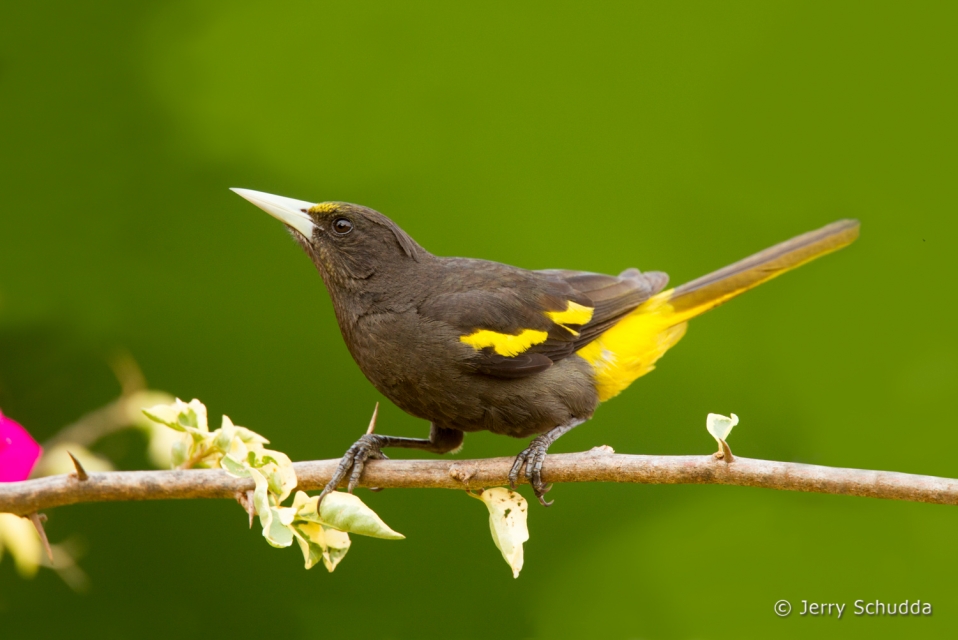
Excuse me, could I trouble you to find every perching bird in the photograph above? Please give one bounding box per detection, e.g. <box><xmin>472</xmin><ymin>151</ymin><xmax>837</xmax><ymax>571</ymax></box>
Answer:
<box><xmin>233</xmin><ymin>188</ymin><xmax>859</xmax><ymax>505</ymax></box>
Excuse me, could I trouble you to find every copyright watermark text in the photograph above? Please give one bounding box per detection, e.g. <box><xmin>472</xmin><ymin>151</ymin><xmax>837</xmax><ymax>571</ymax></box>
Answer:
<box><xmin>774</xmin><ymin>599</ymin><xmax>933</xmax><ymax>619</ymax></box>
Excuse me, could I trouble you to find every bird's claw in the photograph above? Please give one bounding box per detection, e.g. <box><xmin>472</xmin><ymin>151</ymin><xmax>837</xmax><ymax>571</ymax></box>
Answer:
<box><xmin>508</xmin><ymin>437</ymin><xmax>555</xmax><ymax>506</ymax></box>
<box><xmin>317</xmin><ymin>434</ymin><xmax>389</xmax><ymax>506</ymax></box>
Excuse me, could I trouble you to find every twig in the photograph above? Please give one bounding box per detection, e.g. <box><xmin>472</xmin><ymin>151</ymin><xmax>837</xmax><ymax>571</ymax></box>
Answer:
<box><xmin>3</xmin><ymin>450</ymin><xmax>958</xmax><ymax>516</ymax></box>
<box><xmin>108</xmin><ymin>350</ymin><xmax>146</xmax><ymax>397</ymax></box>
<box><xmin>42</xmin><ymin>398</ymin><xmax>134</xmax><ymax>450</ymax></box>
<box><xmin>29</xmin><ymin>513</ymin><xmax>54</xmax><ymax>562</ymax></box>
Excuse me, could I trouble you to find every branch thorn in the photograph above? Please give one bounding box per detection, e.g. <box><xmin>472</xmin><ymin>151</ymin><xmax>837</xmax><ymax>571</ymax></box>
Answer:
<box><xmin>366</xmin><ymin>402</ymin><xmax>380</xmax><ymax>435</ymax></box>
<box><xmin>68</xmin><ymin>452</ymin><xmax>89</xmax><ymax>481</ymax></box>
<box><xmin>363</xmin><ymin>403</ymin><xmax>383</xmax><ymax>492</ymax></box>
<box><xmin>235</xmin><ymin>490</ymin><xmax>256</xmax><ymax>528</ymax></box>
<box><xmin>29</xmin><ymin>513</ymin><xmax>55</xmax><ymax>563</ymax></box>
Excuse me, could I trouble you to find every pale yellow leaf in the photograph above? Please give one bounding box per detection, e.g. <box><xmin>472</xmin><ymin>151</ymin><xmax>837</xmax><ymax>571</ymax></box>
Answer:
<box><xmin>470</xmin><ymin>487</ymin><xmax>529</xmax><ymax>578</ymax></box>
<box><xmin>316</xmin><ymin>491</ymin><xmax>404</xmax><ymax>540</ymax></box>
<box><xmin>706</xmin><ymin>413</ymin><xmax>739</xmax><ymax>444</ymax></box>
<box><xmin>291</xmin><ymin>521</ymin><xmax>352</xmax><ymax>571</ymax></box>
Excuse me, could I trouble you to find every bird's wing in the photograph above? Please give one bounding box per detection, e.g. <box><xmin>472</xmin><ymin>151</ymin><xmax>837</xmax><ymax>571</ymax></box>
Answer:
<box><xmin>536</xmin><ymin>268</ymin><xmax>669</xmax><ymax>349</ymax></box>
<box><xmin>420</xmin><ymin>260</ymin><xmax>668</xmax><ymax>378</ymax></box>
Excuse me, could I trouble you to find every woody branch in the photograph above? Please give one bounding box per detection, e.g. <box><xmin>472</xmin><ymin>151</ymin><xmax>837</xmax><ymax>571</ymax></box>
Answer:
<box><xmin>3</xmin><ymin>450</ymin><xmax>958</xmax><ymax>517</ymax></box>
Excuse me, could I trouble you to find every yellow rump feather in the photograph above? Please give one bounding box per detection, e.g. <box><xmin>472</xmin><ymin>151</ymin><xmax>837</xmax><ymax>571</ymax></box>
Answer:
<box><xmin>578</xmin><ymin>293</ymin><xmax>686</xmax><ymax>401</ymax></box>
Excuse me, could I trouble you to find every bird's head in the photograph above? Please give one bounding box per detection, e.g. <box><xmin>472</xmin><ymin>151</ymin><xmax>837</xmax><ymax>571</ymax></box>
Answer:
<box><xmin>232</xmin><ymin>188</ymin><xmax>424</xmax><ymax>290</ymax></box>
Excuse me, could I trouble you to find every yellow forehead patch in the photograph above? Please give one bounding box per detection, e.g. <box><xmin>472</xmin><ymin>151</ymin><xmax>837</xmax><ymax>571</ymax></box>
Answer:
<box><xmin>460</xmin><ymin>329</ymin><xmax>549</xmax><ymax>357</ymax></box>
<box><xmin>546</xmin><ymin>301</ymin><xmax>594</xmax><ymax>335</ymax></box>
<box><xmin>308</xmin><ymin>202</ymin><xmax>339</xmax><ymax>214</ymax></box>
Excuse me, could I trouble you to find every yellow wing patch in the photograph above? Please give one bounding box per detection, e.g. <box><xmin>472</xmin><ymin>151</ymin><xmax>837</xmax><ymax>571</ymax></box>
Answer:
<box><xmin>460</xmin><ymin>301</ymin><xmax>592</xmax><ymax>357</ymax></box>
<box><xmin>546</xmin><ymin>301</ymin><xmax>594</xmax><ymax>336</ymax></box>
<box><xmin>460</xmin><ymin>329</ymin><xmax>549</xmax><ymax>357</ymax></box>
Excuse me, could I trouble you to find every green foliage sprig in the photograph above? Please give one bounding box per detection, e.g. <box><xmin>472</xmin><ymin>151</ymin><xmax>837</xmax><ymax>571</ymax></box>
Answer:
<box><xmin>143</xmin><ymin>399</ymin><xmax>404</xmax><ymax>572</ymax></box>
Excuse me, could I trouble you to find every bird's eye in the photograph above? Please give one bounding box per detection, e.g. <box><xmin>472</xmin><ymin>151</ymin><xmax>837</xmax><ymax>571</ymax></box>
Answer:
<box><xmin>332</xmin><ymin>217</ymin><xmax>353</xmax><ymax>235</ymax></box>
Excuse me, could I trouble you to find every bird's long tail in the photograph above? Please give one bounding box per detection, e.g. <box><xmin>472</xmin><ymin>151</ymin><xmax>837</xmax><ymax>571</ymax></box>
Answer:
<box><xmin>577</xmin><ymin>219</ymin><xmax>861</xmax><ymax>401</ymax></box>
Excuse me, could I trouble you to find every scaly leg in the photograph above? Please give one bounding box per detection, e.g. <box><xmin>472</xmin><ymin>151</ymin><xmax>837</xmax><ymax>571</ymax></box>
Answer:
<box><xmin>508</xmin><ymin>418</ymin><xmax>585</xmax><ymax>506</ymax></box>
<box><xmin>318</xmin><ymin>424</ymin><xmax>463</xmax><ymax>505</ymax></box>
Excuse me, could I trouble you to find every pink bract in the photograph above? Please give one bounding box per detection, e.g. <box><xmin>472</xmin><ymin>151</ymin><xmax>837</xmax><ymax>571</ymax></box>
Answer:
<box><xmin>0</xmin><ymin>409</ymin><xmax>42</xmax><ymax>482</ymax></box>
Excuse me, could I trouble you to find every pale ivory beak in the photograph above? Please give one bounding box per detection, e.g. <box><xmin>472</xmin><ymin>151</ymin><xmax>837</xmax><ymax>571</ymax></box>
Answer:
<box><xmin>231</xmin><ymin>188</ymin><xmax>316</xmax><ymax>239</ymax></box>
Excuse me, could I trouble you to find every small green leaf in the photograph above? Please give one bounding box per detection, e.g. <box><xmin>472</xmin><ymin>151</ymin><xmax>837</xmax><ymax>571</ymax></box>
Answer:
<box><xmin>264</xmin><ymin>507</ymin><xmax>294</xmax><ymax>548</ymax></box>
<box><xmin>185</xmin><ymin>399</ymin><xmax>209</xmax><ymax>431</ymax></box>
<box><xmin>142</xmin><ymin>398</ymin><xmax>209</xmax><ymax>433</ymax></box>
<box><xmin>125</xmin><ymin>390</ymin><xmax>177</xmax><ymax>430</ymax></box>
<box><xmin>266</xmin><ymin>453</ymin><xmax>296</xmax><ymax>503</ymax></box>
<box><xmin>212</xmin><ymin>428</ymin><xmax>232</xmax><ymax>452</ymax></box>
<box><xmin>220</xmin><ymin>454</ymin><xmax>249</xmax><ymax>477</ymax></box>
<box><xmin>178</xmin><ymin>409</ymin><xmax>197</xmax><ymax>430</ymax></box>
<box><xmin>143</xmin><ymin>396</ymin><xmax>317</xmax><ymax>565</ymax></box>
<box><xmin>267</xmin><ymin>471</ymin><xmax>284</xmax><ymax>496</ymax></box>
<box><xmin>142</xmin><ymin>405</ymin><xmax>184</xmax><ymax>431</ymax></box>
<box><xmin>235</xmin><ymin>426</ymin><xmax>269</xmax><ymax>445</ymax></box>
<box><xmin>250</xmin><ymin>468</ymin><xmax>272</xmax><ymax>529</ymax></box>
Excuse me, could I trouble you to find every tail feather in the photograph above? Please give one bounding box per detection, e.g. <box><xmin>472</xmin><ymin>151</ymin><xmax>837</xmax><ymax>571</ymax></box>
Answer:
<box><xmin>578</xmin><ymin>219</ymin><xmax>860</xmax><ymax>401</ymax></box>
<box><xmin>666</xmin><ymin>219</ymin><xmax>860</xmax><ymax>325</ymax></box>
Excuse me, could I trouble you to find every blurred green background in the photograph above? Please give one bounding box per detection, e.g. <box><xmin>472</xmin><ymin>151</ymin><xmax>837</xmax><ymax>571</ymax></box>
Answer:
<box><xmin>1</xmin><ymin>1</ymin><xmax>956</xmax><ymax>638</ymax></box>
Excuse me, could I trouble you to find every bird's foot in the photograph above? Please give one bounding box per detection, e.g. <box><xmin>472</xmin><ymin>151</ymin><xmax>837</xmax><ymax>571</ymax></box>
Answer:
<box><xmin>508</xmin><ymin>435</ymin><xmax>555</xmax><ymax>506</ymax></box>
<box><xmin>317</xmin><ymin>434</ymin><xmax>389</xmax><ymax>506</ymax></box>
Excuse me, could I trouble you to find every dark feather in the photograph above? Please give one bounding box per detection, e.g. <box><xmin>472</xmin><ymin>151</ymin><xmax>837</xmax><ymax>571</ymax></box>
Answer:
<box><xmin>474</xmin><ymin>352</ymin><xmax>555</xmax><ymax>377</ymax></box>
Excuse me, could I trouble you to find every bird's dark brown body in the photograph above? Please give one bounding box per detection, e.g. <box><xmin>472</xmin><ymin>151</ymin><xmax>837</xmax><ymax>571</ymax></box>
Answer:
<box><xmin>233</xmin><ymin>187</ymin><xmax>859</xmax><ymax>504</ymax></box>
<box><xmin>329</xmin><ymin>256</ymin><xmax>602</xmax><ymax>439</ymax></box>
